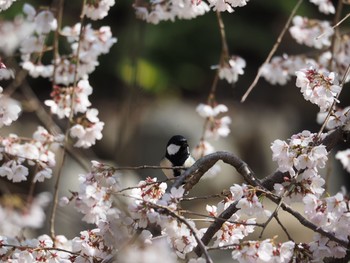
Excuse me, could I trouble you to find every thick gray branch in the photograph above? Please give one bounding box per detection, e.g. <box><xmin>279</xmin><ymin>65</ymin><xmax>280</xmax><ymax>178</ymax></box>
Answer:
<box><xmin>187</xmin><ymin>128</ymin><xmax>349</xmax><ymax>257</ymax></box>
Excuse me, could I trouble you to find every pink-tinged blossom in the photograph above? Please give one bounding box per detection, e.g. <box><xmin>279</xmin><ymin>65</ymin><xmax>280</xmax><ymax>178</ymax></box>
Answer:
<box><xmin>309</xmin><ymin>0</ymin><xmax>335</xmax><ymax>14</ymax></box>
<box><xmin>261</xmin><ymin>55</ymin><xmax>317</xmax><ymax>86</ymax></box>
<box><xmin>213</xmin><ymin>215</ymin><xmax>255</xmax><ymax>247</ymax></box>
<box><xmin>303</xmin><ymin>192</ymin><xmax>350</xmax><ymax>261</ymax></box>
<box><xmin>207</xmin><ymin>0</ymin><xmax>249</xmax><ymax>13</ymax></box>
<box><xmin>217</xmin><ymin>56</ymin><xmax>246</xmax><ymax>83</ymax></box>
<box><xmin>165</xmin><ymin>220</ymin><xmax>198</xmax><ymax>258</ymax></box>
<box><xmin>70</xmin><ymin>108</ymin><xmax>104</xmax><ymax>148</ymax></box>
<box><xmin>72</xmin><ymin>229</ymin><xmax>111</xmax><ymax>261</ymax></box>
<box><xmin>317</xmin><ymin>107</ymin><xmax>350</xmax><ymax>130</ymax></box>
<box><xmin>129</xmin><ymin>177</ymin><xmax>167</xmax><ymax>228</ymax></box>
<box><xmin>45</xmin><ymin>78</ymin><xmax>93</xmax><ymax>119</ymax></box>
<box><xmin>84</xmin><ymin>0</ymin><xmax>115</xmax><ymax>20</ymax></box>
<box><xmin>73</xmin><ymin>162</ymin><xmax>121</xmax><ymax>224</ymax></box>
<box><xmin>0</xmin><ymin>126</ymin><xmax>58</xmax><ymax>183</ymax></box>
<box><xmin>0</xmin><ymin>160</ymin><xmax>28</xmax><ymax>182</ymax></box>
<box><xmin>336</xmin><ymin>149</ymin><xmax>350</xmax><ymax>173</ymax></box>
<box><xmin>57</xmin><ymin>23</ymin><xmax>117</xmax><ymax>84</ymax></box>
<box><xmin>196</xmin><ymin>103</ymin><xmax>231</xmax><ymax>140</ymax></box>
<box><xmin>271</xmin><ymin>131</ymin><xmax>328</xmax><ymax>200</ymax></box>
<box><xmin>229</xmin><ymin>183</ymin><xmax>270</xmax><ymax>218</ymax></box>
<box><xmin>232</xmin><ymin>239</ymin><xmax>295</xmax><ymax>263</ymax></box>
<box><xmin>134</xmin><ymin>0</ymin><xmax>210</xmax><ymax>24</ymax></box>
<box><xmin>295</xmin><ymin>66</ymin><xmax>341</xmax><ymax>112</ymax></box>
<box><xmin>290</xmin><ymin>16</ymin><xmax>333</xmax><ymax>49</ymax></box>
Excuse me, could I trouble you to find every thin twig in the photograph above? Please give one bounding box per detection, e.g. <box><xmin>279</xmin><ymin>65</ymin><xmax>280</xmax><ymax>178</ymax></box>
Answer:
<box><xmin>241</xmin><ymin>0</ymin><xmax>304</xmax><ymax>102</ymax></box>
<box><xmin>49</xmin><ymin>0</ymin><xmax>66</xmax><ymax>239</ymax></box>
<box><xmin>259</xmin><ymin>192</ymin><xmax>285</xmax><ymax>238</ymax></box>
<box><xmin>274</xmin><ymin>214</ymin><xmax>293</xmax><ymax>241</ymax></box>
<box><xmin>116</xmin><ymin>192</ymin><xmax>213</xmax><ymax>263</ymax></box>
<box><xmin>158</xmin><ymin>206</ymin><xmax>213</xmax><ymax>263</ymax></box>
<box><xmin>50</xmin><ymin>0</ymin><xmax>86</xmax><ymax>239</ymax></box>
<box><xmin>193</xmin><ymin>128</ymin><xmax>349</xmax><ymax>256</ymax></box>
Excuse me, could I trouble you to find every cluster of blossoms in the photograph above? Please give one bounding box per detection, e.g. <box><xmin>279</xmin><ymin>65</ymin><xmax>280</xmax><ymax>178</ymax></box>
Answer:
<box><xmin>289</xmin><ymin>16</ymin><xmax>333</xmax><ymax>49</ymax></box>
<box><xmin>309</xmin><ymin>0</ymin><xmax>335</xmax><ymax>14</ymax></box>
<box><xmin>207</xmin><ymin>0</ymin><xmax>249</xmax><ymax>13</ymax></box>
<box><xmin>0</xmin><ymin>87</ymin><xmax>21</xmax><ymax>128</ymax></box>
<box><xmin>15</xmin><ymin>3</ymin><xmax>116</xmax><ymax>148</ymax></box>
<box><xmin>296</xmin><ymin>66</ymin><xmax>341</xmax><ymax>112</ymax></box>
<box><xmin>58</xmin><ymin>23</ymin><xmax>117</xmax><ymax>85</ymax></box>
<box><xmin>67</xmin><ymin>161</ymin><xmax>121</xmax><ymax>224</ymax></box>
<box><xmin>271</xmin><ymin>130</ymin><xmax>328</xmax><ymax>201</ymax></box>
<box><xmin>196</xmin><ymin>103</ymin><xmax>231</xmax><ymax>141</ymax></box>
<box><xmin>134</xmin><ymin>0</ymin><xmax>210</xmax><ymax>24</ymax></box>
<box><xmin>0</xmin><ymin>192</ymin><xmax>50</xmax><ymax>237</ymax></box>
<box><xmin>303</xmin><ymin>192</ymin><xmax>350</xmax><ymax>261</ymax></box>
<box><xmin>0</xmin><ymin>229</ymin><xmax>112</xmax><ymax>262</ymax></box>
<box><xmin>133</xmin><ymin>0</ymin><xmax>250</xmax><ymax>24</ymax></box>
<box><xmin>0</xmin><ymin>126</ymin><xmax>62</xmax><ymax>183</ymax></box>
<box><xmin>129</xmin><ymin>178</ymin><xmax>201</xmax><ymax>258</ymax></box>
<box><xmin>317</xmin><ymin>106</ymin><xmax>350</xmax><ymax>130</ymax></box>
<box><xmin>83</xmin><ymin>0</ymin><xmax>115</xmax><ymax>20</ymax></box>
<box><xmin>193</xmin><ymin>103</ymin><xmax>232</xmax><ymax>176</ymax></box>
<box><xmin>231</xmin><ymin>239</ymin><xmax>296</xmax><ymax>263</ymax></box>
<box><xmin>216</xmin><ymin>55</ymin><xmax>246</xmax><ymax>84</ymax></box>
<box><xmin>205</xmin><ymin>183</ymin><xmax>270</xmax><ymax>249</ymax></box>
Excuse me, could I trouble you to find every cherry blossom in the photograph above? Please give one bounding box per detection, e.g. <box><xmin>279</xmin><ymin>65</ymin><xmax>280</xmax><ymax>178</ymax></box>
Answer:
<box><xmin>0</xmin><ymin>89</ymin><xmax>21</xmax><ymax>128</ymax></box>
<box><xmin>71</xmin><ymin>161</ymin><xmax>121</xmax><ymax>224</ymax></box>
<box><xmin>0</xmin><ymin>192</ymin><xmax>50</xmax><ymax>237</ymax></box>
<box><xmin>34</xmin><ymin>10</ymin><xmax>57</xmax><ymax>34</ymax></box>
<box><xmin>129</xmin><ymin>177</ymin><xmax>167</xmax><ymax>228</ymax></box>
<box><xmin>196</xmin><ymin>103</ymin><xmax>231</xmax><ymax>140</ymax></box>
<box><xmin>217</xmin><ymin>56</ymin><xmax>246</xmax><ymax>83</ymax></box>
<box><xmin>0</xmin><ymin>0</ymin><xmax>16</xmax><ymax>11</ymax></box>
<box><xmin>70</xmin><ymin>108</ymin><xmax>105</xmax><ymax>148</ymax></box>
<box><xmin>336</xmin><ymin>149</ymin><xmax>350</xmax><ymax>173</ymax></box>
<box><xmin>207</xmin><ymin>0</ymin><xmax>249</xmax><ymax>13</ymax></box>
<box><xmin>261</xmin><ymin>55</ymin><xmax>319</xmax><ymax>86</ymax></box>
<box><xmin>45</xmin><ymin>78</ymin><xmax>93</xmax><ymax>119</ymax></box>
<box><xmin>133</xmin><ymin>0</ymin><xmax>210</xmax><ymax>24</ymax></box>
<box><xmin>290</xmin><ymin>16</ymin><xmax>333</xmax><ymax>49</ymax></box>
<box><xmin>295</xmin><ymin>66</ymin><xmax>341</xmax><ymax>112</ymax></box>
<box><xmin>317</xmin><ymin>107</ymin><xmax>350</xmax><ymax>130</ymax></box>
<box><xmin>84</xmin><ymin>0</ymin><xmax>115</xmax><ymax>20</ymax></box>
<box><xmin>231</xmin><ymin>239</ymin><xmax>295</xmax><ymax>263</ymax></box>
<box><xmin>309</xmin><ymin>0</ymin><xmax>335</xmax><ymax>14</ymax></box>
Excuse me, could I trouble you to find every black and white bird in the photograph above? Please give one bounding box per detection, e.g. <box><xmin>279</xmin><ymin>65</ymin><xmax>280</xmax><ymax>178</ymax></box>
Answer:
<box><xmin>160</xmin><ymin>135</ymin><xmax>195</xmax><ymax>179</ymax></box>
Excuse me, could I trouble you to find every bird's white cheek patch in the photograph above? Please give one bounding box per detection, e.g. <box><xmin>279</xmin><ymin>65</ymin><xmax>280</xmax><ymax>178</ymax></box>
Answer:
<box><xmin>167</xmin><ymin>144</ymin><xmax>181</xmax><ymax>155</ymax></box>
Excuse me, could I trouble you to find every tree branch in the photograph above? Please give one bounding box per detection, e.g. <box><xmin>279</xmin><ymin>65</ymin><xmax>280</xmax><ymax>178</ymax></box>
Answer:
<box><xmin>190</xmin><ymin>128</ymin><xmax>349</xmax><ymax>256</ymax></box>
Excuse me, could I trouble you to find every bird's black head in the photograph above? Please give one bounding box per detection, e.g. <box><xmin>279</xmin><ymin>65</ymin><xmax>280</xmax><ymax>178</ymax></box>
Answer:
<box><xmin>165</xmin><ymin>135</ymin><xmax>190</xmax><ymax>166</ymax></box>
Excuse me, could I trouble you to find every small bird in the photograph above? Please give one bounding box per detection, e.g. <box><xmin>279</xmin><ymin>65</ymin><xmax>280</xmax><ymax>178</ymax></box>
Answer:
<box><xmin>160</xmin><ymin>135</ymin><xmax>195</xmax><ymax>179</ymax></box>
